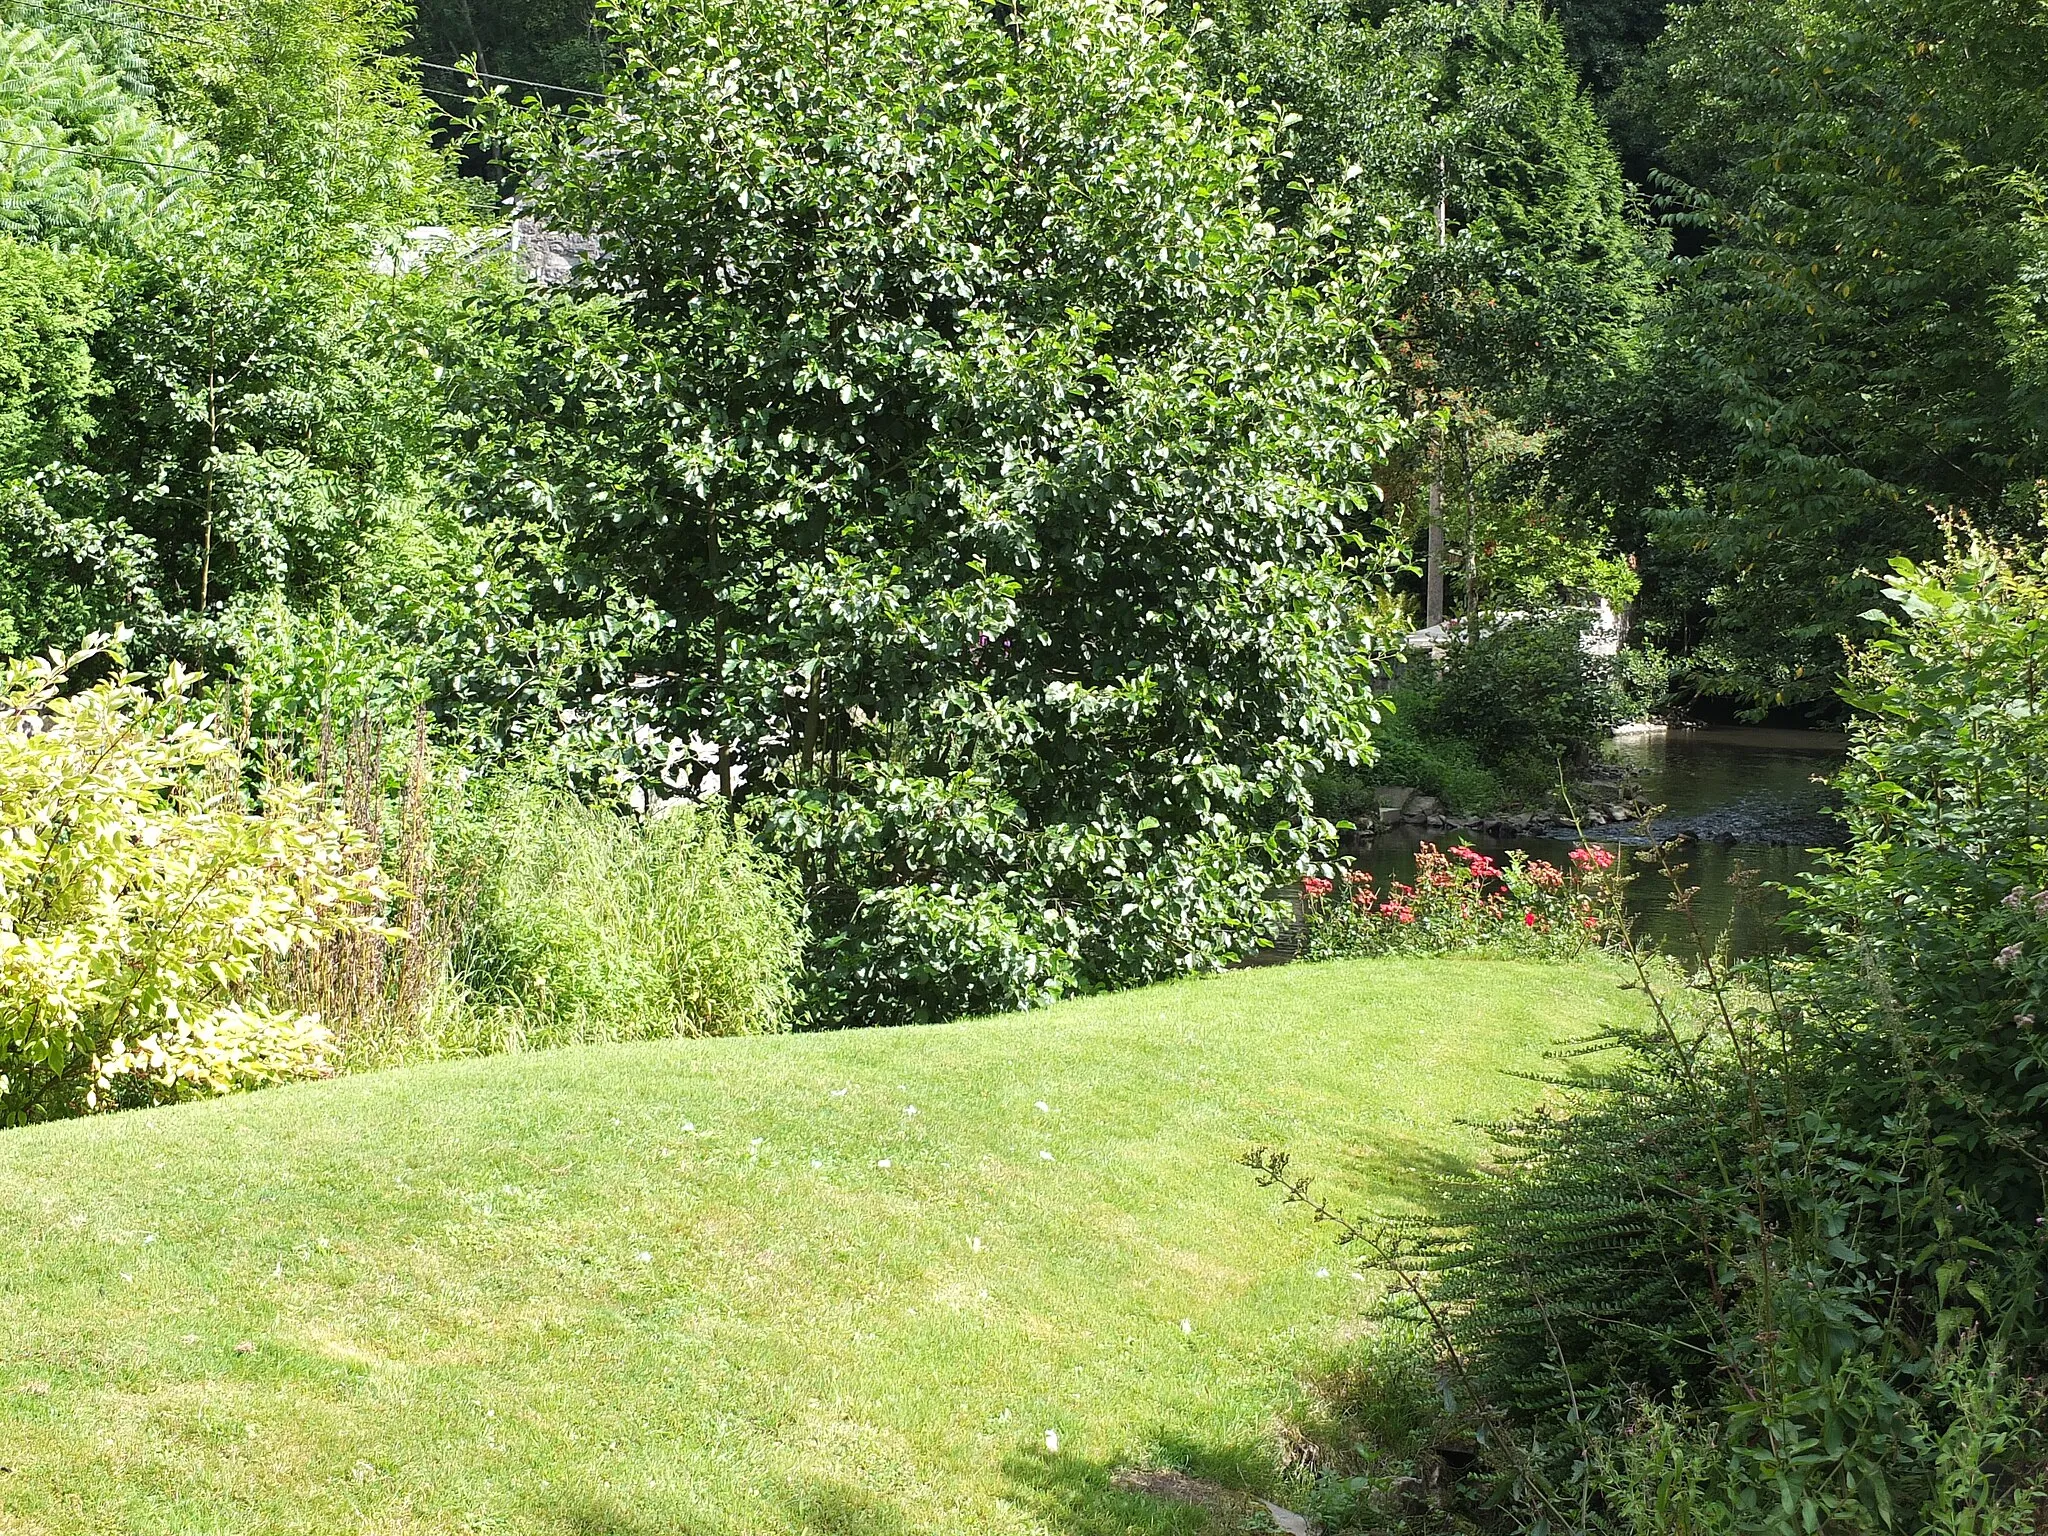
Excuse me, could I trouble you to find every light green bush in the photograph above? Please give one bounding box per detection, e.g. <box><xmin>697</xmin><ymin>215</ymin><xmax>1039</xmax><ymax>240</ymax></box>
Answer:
<box><xmin>453</xmin><ymin>791</ymin><xmax>806</xmax><ymax>1042</ymax></box>
<box><xmin>0</xmin><ymin>635</ymin><xmax>390</xmax><ymax>1124</ymax></box>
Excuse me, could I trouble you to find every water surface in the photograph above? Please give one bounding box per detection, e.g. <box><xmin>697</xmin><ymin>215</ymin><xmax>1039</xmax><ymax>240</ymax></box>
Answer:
<box><xmin>1355</xmin><ymin>728</ymin><xmax>1849</xmax><ymax>960</ymax></box>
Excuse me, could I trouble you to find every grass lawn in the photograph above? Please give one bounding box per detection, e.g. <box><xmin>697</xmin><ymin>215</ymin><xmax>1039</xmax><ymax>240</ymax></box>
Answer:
<box><xmin>0</xmin><ymin>957</ymin><xmax>1637</xmax><ymax>1536</ymax></box>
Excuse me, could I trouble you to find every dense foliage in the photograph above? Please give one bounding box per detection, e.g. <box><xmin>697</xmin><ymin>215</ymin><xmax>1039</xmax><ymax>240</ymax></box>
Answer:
<box><xmin>453</xmin><ymin>790</ymin><xmax>806</xmax><ymax>1042</ymax></box>
<box><xmin>0</xmin><ymin>638</ymin><xmax>388</xmax><ymax>1124</ymax></box>
<box><xmin>1268</xmin><ymin>542</ymin><xmax>2048</xmax><ymax>1531</ymax></box>
<box><xmin>472</xmin><ymin>0</ymin><xmax>1404</xmax><ymax>1023</ymax></box>
<box><xmin>1604</xmin><ymin>0</ymin><xmax>2048</xmax><ymax>706</ymax></box>
<box><xmin>1180</xmin><ymin>0</ymin><xmax>1654</xmax><ymax>627</ymax></box>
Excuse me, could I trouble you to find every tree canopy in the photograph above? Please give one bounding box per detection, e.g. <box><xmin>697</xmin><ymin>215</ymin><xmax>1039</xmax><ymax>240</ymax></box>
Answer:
<box><xmin>468</xmin><ymin>0</ymin><xmax>1404</xmax><ymax>1021</ymax></box>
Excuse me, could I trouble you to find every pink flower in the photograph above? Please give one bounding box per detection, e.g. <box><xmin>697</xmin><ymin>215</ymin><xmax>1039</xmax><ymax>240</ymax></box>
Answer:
<box><xmin>1301</xmin><ymin>876</ymin><xmax>1334</xmax><ymax>899</ymax></box>
<box><xmin>1524</xmin><ymin>911</ymin><xmax>1539</xmax><ymax>928</ymax></box>
<box><xmin>1995</xmin><ymin>943</ymin><xmax>2023</xmax><ymax>970</ymax></box>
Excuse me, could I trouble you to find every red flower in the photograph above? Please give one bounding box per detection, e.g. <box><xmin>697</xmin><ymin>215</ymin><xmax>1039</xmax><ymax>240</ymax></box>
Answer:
<box><xmin>1524</xmin><ymin>911</ymin><xmax>1539</xmax><ymax>927</ymax></box>
<box><xmin>1301</xmin><ymin>876</ymin><xmax>1334</xmax><ymax>899</ymax></box>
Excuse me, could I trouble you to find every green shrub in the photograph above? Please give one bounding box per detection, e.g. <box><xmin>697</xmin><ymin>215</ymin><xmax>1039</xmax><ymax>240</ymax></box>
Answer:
<box><xmin>0</xmin><ymin>635</ymin><xmax>389</xmax><ymax>1124</ymax></box>
<box><xmin>1433</xmin><ymin>616</ymin><xmax>1622</xmax><ymax>786</ymax></box>
<box><xmin>1442</xmin><ymin>543</ymin><xmax>2048</xmax><ymax>1527</ymax></box>
<box><xmin>1367</xmin><ymin>699</ymin><xmax>1508</xmax><ymax>812</ymax></box>
<box><xmin>452</xmin><ymin>790</ymin><xmax>806</xmax><ymax>1043</ymax></box>
<box><xmin>1308</xmin><ymin>691</ymin><xmax>1505</xmax><ymax>818</ymax></box>
<box><xmin>1611</xmin><ymin>641</ymin><xmax>1680</xmax><ymax>721</ymax></box>
<box><xmin>1262</xmin><ymin>540</ymin><xmax>2048</xmax><ymax>1531</ymax></box>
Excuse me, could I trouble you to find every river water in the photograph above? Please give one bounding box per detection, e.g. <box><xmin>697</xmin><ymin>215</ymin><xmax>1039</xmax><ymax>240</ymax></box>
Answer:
<box><xmin>1353</xmin><ymin>727</ymin><xmax>1850</xmax><ymax>960</ymax></box>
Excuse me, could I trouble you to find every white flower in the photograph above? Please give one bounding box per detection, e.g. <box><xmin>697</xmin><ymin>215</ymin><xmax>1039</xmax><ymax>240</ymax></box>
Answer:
<box><xmin>876</xmin><ymin>1158</ymin><xmax>892</xmax><ymax>1168</ymax></box>
<box><xmin>1045</xmin><ymin>1428</ymin><xmax>1060</xmax><ymax>1453</ymax></box>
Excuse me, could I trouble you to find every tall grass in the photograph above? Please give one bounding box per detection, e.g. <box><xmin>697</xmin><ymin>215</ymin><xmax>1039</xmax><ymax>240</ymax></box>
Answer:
<box><xmin>261</xmin><ymin>718</ymin><xmax>809</xmax><ymax>1068</ymax></box>
<box><xmin>259</xmin><ymin>709</ymin><xmax>469</xmax><ymax>1064</ymax></box>
<box><xmin>446</xmin><ymin>789</ymin><xmax>807</xmax><ymax>1049</ymax></box>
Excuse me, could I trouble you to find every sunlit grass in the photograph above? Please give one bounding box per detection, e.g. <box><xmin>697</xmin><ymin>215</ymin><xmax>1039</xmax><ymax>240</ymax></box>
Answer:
<box><xmin>0</xmin><ymin>958</ymin><xmax>1637</xmax><ymax>1535</ymax></box>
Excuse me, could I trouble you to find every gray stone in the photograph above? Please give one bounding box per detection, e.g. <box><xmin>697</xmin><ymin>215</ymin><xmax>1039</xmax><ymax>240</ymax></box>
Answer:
<box><xmin>512</xmin><ymin>217</ymin><xmax>601</xmax><ymax>287</ymax></box>
<box><xmin>1374</xmin><ymin>786</ymin><xmax>1417</xmax><ymax>814</ymax></box>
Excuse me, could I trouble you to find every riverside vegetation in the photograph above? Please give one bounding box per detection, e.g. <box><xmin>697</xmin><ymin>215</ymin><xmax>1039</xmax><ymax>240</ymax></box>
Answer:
<box><xmin>1254</xmin><ymin>542</ymin><xmax>2048</xmax><ymax>1532</ymax></box>
<box><xmin>1</xmin><ymin>0</ymin><xmax>2045</xmax><ymax>1529</ymax></box>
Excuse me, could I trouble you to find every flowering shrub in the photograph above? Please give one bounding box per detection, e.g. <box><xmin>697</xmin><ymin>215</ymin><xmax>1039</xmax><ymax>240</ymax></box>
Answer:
<box><xmin>1300</xmin><ymin>841</ymin><xmax>1618</xmax><ymax>961</ymax></box>
<box><xmin>0</xmin><ymin>636</ymin><xmax>390</xmax><ymax>1123</ymax></box>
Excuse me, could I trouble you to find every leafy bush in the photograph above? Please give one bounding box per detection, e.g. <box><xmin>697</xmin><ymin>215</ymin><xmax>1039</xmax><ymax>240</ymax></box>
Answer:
<box><xmin>1610</xmin><ymin>641</ymin><xmax>1679</xmax><ymax>722</ymax></box>
<box><xmin>473</xmin><ymin>0</ymin><xmax>1401</xmax><ymax>1024</ymax></box>
<box><xmin>1379</xmin><ymin>697</ymin><xmax>1509</xmax><ymax>812</ymax></box>
<box><xmin>0</xmin><ymin>636</ymin><xmax>388</xmax><ymax>1124</ymax></box>
<box><xmin>1301</xmin><ymin>842</ymin><xmax>1619</xmax><ymax>961</ymax></box>
<box><xmin>1322</xmin><ymin>626</ymin><xmax>1624</xmax><ymax>818</ymax></box>
<box><xmin>1307</xmin><ymin>695</ymin><xmax>1507</xmax><ymax>819</ymax></box>
<box><xmin>1430</xmin><ymin>615</ymin><xmax>1622</xmax><ymax>792</ymax></box>
<box><xmin>1263</xmin><ymin>540</ymin><xmax>2048</xmax><ymax>1531</ymax></box>
<box><xmin>451</xmin><ymin>789</ymin><xmax>806</xmax><ymax>1043</ymax></box>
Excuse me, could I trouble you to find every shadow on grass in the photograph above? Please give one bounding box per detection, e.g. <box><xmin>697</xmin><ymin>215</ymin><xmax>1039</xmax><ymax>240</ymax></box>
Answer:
<box><xmin>1004</xmin><ymin>1437</ymin><xmax>1286</xmax><ymax>1536</ymax></box>
<box><xmin>1327</xmin><ymin>1126</ymin><xmax>1488</xmax><ymax>1213</ymax></box>
<box><xmin>549</xmin><ymin>1475</ymin><xmax>918</xmax><ymax>1536</ymax></box>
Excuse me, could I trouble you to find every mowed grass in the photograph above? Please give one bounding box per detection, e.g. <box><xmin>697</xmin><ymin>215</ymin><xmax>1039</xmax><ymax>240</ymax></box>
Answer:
<box><xmin>0</xmin><ymin>958</ymin><xmax>1637</xmax><ymax>1536</ymax></box>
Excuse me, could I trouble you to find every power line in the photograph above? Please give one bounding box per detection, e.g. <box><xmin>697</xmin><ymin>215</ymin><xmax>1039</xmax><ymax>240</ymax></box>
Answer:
<box><xmin>69</xmin><ymin>0</ymin><xmax>607</xmax><ymax>99</ymax></box>
<box><xmin>0</xmin><ymin>131</ymin><xmax>210</xmax><ymax>175</ymax></box>
<box><xmin>411</xmin><ymin>57</ymin><xmax>605</xmax><ymax>101</ymax></box>
<box><xmin>85</xmin><ymin>0</ymin><xmax>201</xmax><ymax>24</ymax></box>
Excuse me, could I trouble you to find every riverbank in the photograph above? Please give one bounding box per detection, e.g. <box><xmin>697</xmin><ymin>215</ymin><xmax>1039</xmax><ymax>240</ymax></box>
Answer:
<box><xmin>1345</xmin><ymin>726</ymin><xmax>1849</xmax><ymax>957</ymax></box>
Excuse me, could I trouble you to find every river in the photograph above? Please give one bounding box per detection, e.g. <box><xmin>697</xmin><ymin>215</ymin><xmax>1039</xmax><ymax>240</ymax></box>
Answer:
<box><xmin>1351</xmin><ymin>727</ymin><xmax>1850</xmax><ymax>960</ymax></box>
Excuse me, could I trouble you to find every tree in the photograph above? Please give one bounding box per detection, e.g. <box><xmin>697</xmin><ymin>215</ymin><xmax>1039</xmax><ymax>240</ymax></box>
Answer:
<box><xmin>0</xmin><ymin>1</ymin><xmax>473</xmax><ymax>658</ymax></box>
<box><xmin>475</xmin><ymin>0</ymin><xmax>1403</xmax><ymax>1023</ymax></box>
<box><xmin>1635</xmin><ymin>0</ymin><xmax>2048</xmax><ymax>706</ymax></box>
<box><xmin>1179</xmin><ymin>0</ymin><xmax>1655</xmax><ymax>626</ymax></box>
